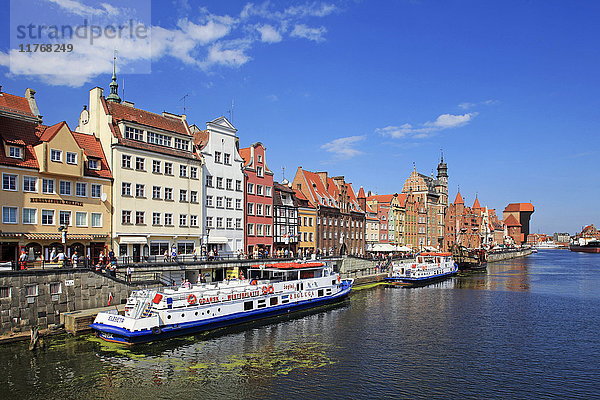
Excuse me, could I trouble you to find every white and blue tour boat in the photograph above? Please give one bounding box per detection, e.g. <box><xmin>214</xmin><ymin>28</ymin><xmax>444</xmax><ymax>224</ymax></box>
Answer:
<box><xmin>385</xmin><ymin>252</ymin><xmax>458</xmax><ymax>286</ymax></box>
<box><xmin>90</xmin><ymin>262</ymin><xmax>353</xmax><ymax>344</ymax></box>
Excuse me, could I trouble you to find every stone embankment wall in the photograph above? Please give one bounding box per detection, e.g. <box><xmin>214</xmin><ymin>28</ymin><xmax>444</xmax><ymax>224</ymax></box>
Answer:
<box><xmin>0</xmin><ymin>269</ymin><xmax>156</xmax><ymax>335</ymax></box>
<box><xmin>487</xmin><ymin>248</ymin><xmax>533</xmax><ymax>263</ymax></box>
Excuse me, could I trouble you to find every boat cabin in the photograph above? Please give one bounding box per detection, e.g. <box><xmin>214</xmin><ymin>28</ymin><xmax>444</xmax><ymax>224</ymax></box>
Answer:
<box><xmin>248</xmin><ymin>262</ymin><xmax>334</xmax><ymax>282</ymax></box>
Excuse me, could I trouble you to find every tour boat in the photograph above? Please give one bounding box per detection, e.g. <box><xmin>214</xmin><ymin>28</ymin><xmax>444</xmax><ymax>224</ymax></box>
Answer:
<box><xmin>385</xmin><ymin>252</ymin><xmax>458</xmax><ymax>287</ymax></box>
<box><xmin>90</xmin><ymin>262</ymin><xmax>353</xmax><ymax>345</ymax></box>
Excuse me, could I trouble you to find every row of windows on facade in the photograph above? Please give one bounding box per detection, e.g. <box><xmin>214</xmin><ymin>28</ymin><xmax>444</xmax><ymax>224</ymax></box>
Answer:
<box><xmin>6</xmin><ymin>146</ymin><xmax>100</xmax><ymax>171</ymax></box>
<box><xmin>121</xmin><ymin>154</ymin><xmax>199</xmax><ymax>178</ymax></box>
<box><xmin>121</xmin><ymin>183</ymin><xmax>199</xmax><ymax>203</ymax></box>
<box><xmin>125</xmin><ymin>126</ymin><xmax>191</xmax><ymax>152</ymax></box>
<box><xmin>2</xmin><ymin>173</ymin><xmax>103</xmax><ymax>197</ymax></box>
<box><xmin>205</xmin><ymin>216</ymin><xmax>242</xmax><ymax>230</ymax></box>
<box><xmin>121</xmin><ymin>211</ymin><xmax>198</xmax><ymax>227</ymax></box>
<box><xmin>246</xmin><ymin>223</ymin><xmax>272</xmax><ymax>236</ymax></box>
<box><xmin>2</xmin><ymin>207</ymin><xmax>102</xmax><ymax>227</ymax></box>
<box><xmin>316</xmin><ymin>216</ymin><xmax>364</xmax><ymax>228</ymax></box>
<box><xmin>205</xmin><ymin>176</ymin><xmax>243</xmax><ymax>192</ymax></box>
<box><xmin>318</xmin><ymin>230</ymin><xmax>365</xmax><ymax>240</ymax></box>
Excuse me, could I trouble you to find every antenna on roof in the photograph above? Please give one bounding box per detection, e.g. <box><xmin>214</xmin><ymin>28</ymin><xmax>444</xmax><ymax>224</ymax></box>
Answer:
<box><xmin>228</xmin><ymin>99</ymin><xmax>234</xmax><ymax>123</ymax></box>
<box><xmin>180</xmin><ymin>93</ymin><xmax>190</xmax><ymax>114</ymax></box>
<box><xmin>122</xmin><ymin>78</ymin><xmax>125</xmax><ymax>101</ymax></box>
<box><xmin>282</xmin><ymin>166</ymin><xmax>286</xmax><ymax>181</ymax></box>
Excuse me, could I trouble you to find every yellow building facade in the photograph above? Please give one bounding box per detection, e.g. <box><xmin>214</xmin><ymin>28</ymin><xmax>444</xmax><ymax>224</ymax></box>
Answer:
<box><xmin>0</xmin><ymin>91</ymin><xmax>112</xmax><ymax>266</ymax></box>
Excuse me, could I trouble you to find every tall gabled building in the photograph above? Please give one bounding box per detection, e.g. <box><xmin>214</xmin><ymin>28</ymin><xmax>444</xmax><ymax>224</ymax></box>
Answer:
<box><xmin>193</xmin><ymin>117</ymin><xmax>245</xmax><ymax>255</ymax></box>
<box><xmin>240</xmin><ymin>142</ymin><xmax>274</xmax><ymax>256</ymax></box>
<box><xmin>401</xmin><ymin>159</ymin><xmax>448</xmax><ymax>250</ymax></box>
<box><xmin>78</xmin><ymin>73</ymin><xmax>202</xmax><ymax>261</ymax></box>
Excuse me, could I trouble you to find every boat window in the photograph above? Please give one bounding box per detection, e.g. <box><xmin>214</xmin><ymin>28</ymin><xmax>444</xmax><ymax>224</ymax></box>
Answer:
<box><xmin>318</xmin><ymin>289</ymin><xmax>324</xmax><ymax>297</ymax></box>
<box><xmin>332</xmin><ymin>280</ymin><xmax>337</xmax><ymax>286</ymax></box>
<box><xmin>326</xmin><ymin>289</ymin><xmax>332</xmax><ymax>295</ymax></box>
<box><xmin>270</xmin><ymin>297</ymin><xmax>278</xmax><ymax>306</ymax></box>
<box><xmin>257</xmin><ymin>299</ymin><xmax>267</xmax><ymax>309</ymax></box>
<box><xmin>244</xmin><ymin>301</ymin><xmax>254</xmax><ymax>311</ymax></box>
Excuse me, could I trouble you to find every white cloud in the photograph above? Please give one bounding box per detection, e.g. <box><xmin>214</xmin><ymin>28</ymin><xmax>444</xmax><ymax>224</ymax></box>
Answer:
<box><xmin>291</xmin><ymin>24</ymin><xmax>327</xmax><ymax>42</ymax></box>
<box><xmin>377</xmin><ymin>113</ymin><xmax>477</xmax><ymax>139</ymax></box>
<box><xmin>256</xmin><ymin>24</ymin><xmax>282</xmax><ymax>43</ymax></box>
<box><xmin>321</xmin><ymin>135</ymin><xmax>365</xmax><ymax>159</ymax></box>
<box><xmin>459</xmin><ymin>99</ymin><xmax>498</xmax><ymax>110</ymax></box>
<box><xmin>2</xmin><ymin>1</ymin><xmax>337</xmax><ymax>86</ymax></box>
<box><xmin>266</xmin><ymin>94</ymin><xmax>279</xmax><ymax>101</ymax></box>
<box><xmin>47</xmin><ymin>0</ymin><xmax>116</xmax><ymax>16</ymax></box>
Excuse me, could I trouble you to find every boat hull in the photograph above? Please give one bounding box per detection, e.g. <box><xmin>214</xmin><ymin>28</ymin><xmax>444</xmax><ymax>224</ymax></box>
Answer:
<box><xmin>569</xmin><ymin>245</ymin><xmax>600</xmax><ymax>253</ymax></box>
<box><xmin>90</xmin><ymin>285</ymin><xmax>353</xmax><ymax>345</ymax></box>
<box><xmin>384</xmin><ymin>270</ymin><xmax>457</xmax><ymax>287</ymax></box>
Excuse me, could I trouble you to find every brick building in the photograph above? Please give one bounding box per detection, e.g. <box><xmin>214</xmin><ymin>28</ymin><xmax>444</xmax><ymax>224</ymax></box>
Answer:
<box><xmin>240</xmin><ymin>143</ymin><xmax>274</xmax><ymax>256</ymax></box>
<box><xmin>292</xmin><ymin>168</ymin><xmax>365</xmax><ymax>256</ymax></box>
<box><xmin>503</xmin><ymin>203</ymin><xmax>535</xmax><ymax>245</ymax></box>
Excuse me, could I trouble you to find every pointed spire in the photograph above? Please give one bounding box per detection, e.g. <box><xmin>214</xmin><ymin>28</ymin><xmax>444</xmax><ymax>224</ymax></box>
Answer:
<box><xmin>454</xmin><ymin>191</ymin><xmax>464</xmax><ymax>204</ymax></box>
<box><xmin>106</xmin><ymin>50</ymin><xmax>121</xmax><ymax>103</ymax></box>
<box><xmin>473</xmin><ymin>195</ymin><xmax>482</xmax><ymax>209</ymax></box>
<box><xmin>357</xmin><ymin>186</ymin><xmax>366</xmax><ymax>199</ymax></box>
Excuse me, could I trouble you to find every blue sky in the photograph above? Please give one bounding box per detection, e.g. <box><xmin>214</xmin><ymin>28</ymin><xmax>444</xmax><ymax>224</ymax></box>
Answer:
<box><xmin>1</xmin><ymin>0</ymin><xmax>599</xmax><ymax>234</ymax></box>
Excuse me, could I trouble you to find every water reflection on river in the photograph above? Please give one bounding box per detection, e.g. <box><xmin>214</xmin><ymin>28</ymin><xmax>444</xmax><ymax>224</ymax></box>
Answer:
<box><xmin>1</xmin><ymin>249</ymin><xmax>599</xmax><ymax>399</ymax></box>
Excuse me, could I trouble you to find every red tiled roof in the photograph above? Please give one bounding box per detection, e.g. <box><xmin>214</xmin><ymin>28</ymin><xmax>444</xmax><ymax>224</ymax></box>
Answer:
<box><xmin>473</xmin><ymin>196</ymin><xmax>482</xmax><ymax>209</ymax></box>
<box><xmin>454</xmin><ymin>192</ymin><xmax>464</xmax><ymax>204</ymax></box>
<box><xmin>0</xmin><ymin>92</ymin><xmax>34</xmax><ymax>116</ymax></box>
<box><xmin>504</xmin><ymin>203</ymin><xmax>534</xmax><ymax>212</ymax></box>
<box><xmin>302</xmin><ymin>170</ymin><xmax>336</xmax><ymax>207</ymax></box>
<box><xmin>366</xmin><ymin>194</ymin><xmax>394</xmax><ymax>203</ymax></box>
<box><xmin>239</xmin><ymin>147</ymin><xmax>251</xmax><ymax>167</ymax></box>
<box><xmin>105</xmin><ymin>100</ymin><xmax>188</xmax><ymax>135</ymax></box>
<box><xmin>72</xmin><ymin>131</ymin><xmax>112</xmax><ymax>179</ymax></box>
<box><xmin>504</xmin><ymin>214</ymin><xmax>522</xmax><ymax>227</ymax></box>
<box><xmin>397</xmin><ymin>193</ymin><xmax>407</xmax><ymax>207</ymax></box>
<box><xmin>0</xmin><ymin>116</ymin><xmax>41</xmax><ymax>169</ymax></box>
<box><xmin>193</xmin><ymin>129</ymin><xmax>210</xmax><ymax>150</ymax></box>
<box><xmin>38</xmin><ymin>121</ymin><xmax>66</xmax><ymax>141</ymax></box>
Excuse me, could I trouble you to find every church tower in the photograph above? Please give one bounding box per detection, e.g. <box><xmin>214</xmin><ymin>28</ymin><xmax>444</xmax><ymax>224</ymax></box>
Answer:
<box><xmin>106</xmin><ymin>53</ymin><xmax>121</xmax><ymax>104</ymax></box>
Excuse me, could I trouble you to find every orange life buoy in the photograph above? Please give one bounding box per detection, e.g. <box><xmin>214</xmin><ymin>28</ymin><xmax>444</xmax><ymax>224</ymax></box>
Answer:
<box><xmin>337</xmin><ymin>275</ymin><xmax>341</xmax><ymax>283</ymax></box>
<box><xmin>268</xmin><ymin>285</ymin><xmax>274</xmax><ymax>294</ymax></box>
<box><xmin>187</xmin><ymin>294</ymin><xmax>197</xmax><ymax>305</ymax></box>
<box><xmin>262</xmin><ymin>286</ymin><xmax>268</xmax><ymax>295</ymax></box>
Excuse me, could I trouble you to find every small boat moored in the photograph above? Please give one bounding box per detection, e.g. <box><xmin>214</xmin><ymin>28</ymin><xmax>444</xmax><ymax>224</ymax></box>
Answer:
<box><xmin>385</xmin><ymin>252</ymin><xmax>458</xmax><ymax>287</ymax></box>
<box><xmin>90</xmin><ymin>262</ymin><xmax>353</xmax><ymax>345</ymax></box>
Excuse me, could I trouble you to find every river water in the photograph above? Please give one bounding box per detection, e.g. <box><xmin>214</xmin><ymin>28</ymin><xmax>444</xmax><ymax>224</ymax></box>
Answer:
<box><xmin>1</xmin><ymin>249</ymin><xmax>599</xmax><ymax>399</ymax></box>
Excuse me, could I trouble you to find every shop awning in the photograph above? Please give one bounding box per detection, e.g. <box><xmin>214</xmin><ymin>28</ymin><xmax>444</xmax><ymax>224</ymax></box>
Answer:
<box><xmin>119</xmin><ymin>236</ymin><xmax>148</xmax><ymax>244</ymax></box>
<box><xmin>207</xmin><ymin>236</ymin><xmax>229</xmax><ymax>244</ymax></box>
<box><xmin>371</xmin><ymin>243</ymin><xmax>397</xmax><ymax>252</ymax></box>
<box><xmin>395</xmin><ymin>246</ymin><xmax>412</xmax><ymax>252</ymax></box>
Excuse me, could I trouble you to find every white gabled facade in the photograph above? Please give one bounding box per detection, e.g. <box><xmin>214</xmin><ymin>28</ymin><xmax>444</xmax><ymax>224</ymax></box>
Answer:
<box><xmin>199</xmin><ymin>117</ymin><xmax>244</xmax><ymax>255</ymax></box>
<box><xmin>77</xmin><ymin>86</ymin><xmax>203</xmax><ymax>261</ymax></box>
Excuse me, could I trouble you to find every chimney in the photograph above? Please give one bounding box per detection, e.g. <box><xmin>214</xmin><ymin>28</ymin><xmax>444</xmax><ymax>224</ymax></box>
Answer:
<box><xmin>122</xmin><ymin>100</ymin><xmax>135</xmax><ymax>108</ymax></box>
<box><xmin>25</xmin><ymin>88</ymin><xmax>42</xmax><ymax>121</ymax></box>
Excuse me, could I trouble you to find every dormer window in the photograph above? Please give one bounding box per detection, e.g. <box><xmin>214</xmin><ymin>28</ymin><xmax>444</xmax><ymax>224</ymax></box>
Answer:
<box><xmin>174</xmin><ymin>138</ymin><xmax>189</xmax><ymax>151</ymax></box>
<box><xmin>8</xmin><ymin>146</ymin><xmax>22</xmax><ymax>159</ymax></box>
<box><xmin>88</xmin><ymin>159</ymin><xmax>100</xmax><ymax>170</ymax></box>
<box><xmin>124</xmin><ymin>126</ymin><xmax>143</xmax><ymax>141</ymax></box>
<box><xmin>50</xmin><ymin>149</ymin><xmax>62</xmax><ymax>162</ymax></box>
<box><xmin>66</xmin><ymin>152</ymin><xmax>77</xmax><ymax>165</ymax></box>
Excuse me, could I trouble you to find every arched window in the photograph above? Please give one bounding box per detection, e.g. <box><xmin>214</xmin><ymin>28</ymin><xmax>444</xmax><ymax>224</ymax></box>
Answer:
<box><xmin>25</xmin><ymin>242</ymin><xmax>42</xmax><ymax>261</ymax></box>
